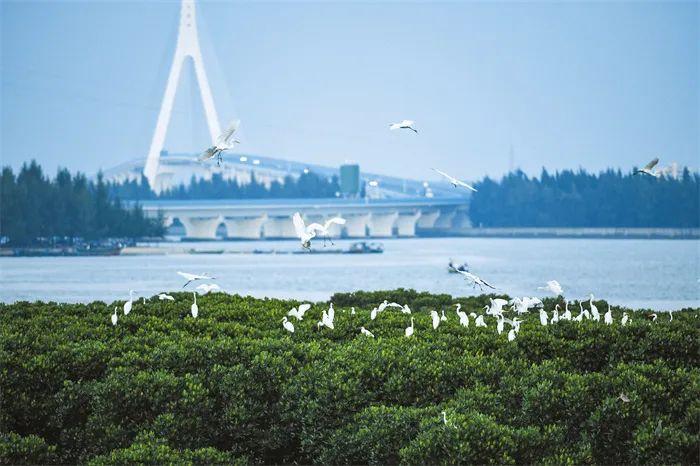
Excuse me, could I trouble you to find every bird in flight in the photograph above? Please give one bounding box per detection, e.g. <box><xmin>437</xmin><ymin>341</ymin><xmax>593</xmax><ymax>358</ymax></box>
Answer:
<box><xmin>454</xmin><ymin>269</ymin><xmax>495</xmax><ymax>290</ymax></box>
<box><xmin>292</xmin><ymin>212</ymin><xmax>346</xmax><ymax>249</ymax></box>
<box><xmin>538</xmin><ymin>280</ymin><xmax>563</xmax><ymax>295</ymax></box>
<box><xmin>196</xmin><ymin>283</ymin><xmax>221</xmax><ymax>295</ymax></box>
<box><xmin>198</xmin><ymin>119</ymin><xmax>241</xmax><ymax>166</ymax></box>
<box><xmin>389</xmin><ymin>119</ymin><xmax>418</xmax><ymax>133</ymax></box>
<box><xmin>158</xmin><ymin>293</ymin><xmax>175</xmax><ymax>301</ymax></box>
<box><xmin>432</xmin><ymin>168</ymin><xmax>478</xmax><ymax>192</ymax></box>
<box><xmin>177</xmin><ymin>271</ymin><xmax>215</xmax><ymax>288</ymax></box>
<box><xmin>634</xmin><ymin>157</ymin><xmax>661</xmax><ymax>177</ymax></box>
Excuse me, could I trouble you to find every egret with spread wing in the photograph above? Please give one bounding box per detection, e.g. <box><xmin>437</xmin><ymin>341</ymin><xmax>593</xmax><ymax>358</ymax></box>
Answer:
<box><xmin>292</xmin><ymin>212</ymin><xmax>346</xmax><ymax>249</ymax></box>
<box><xmin>177</xmin><ymin>271</ymin><xmax>215</xmax><ymax>288</ymax></box>
<box><xmin>432</xmin><ymin>168</ymin><xmax>477</xmax><ymax>192</ymax></box>
<box><xmin>454</xmin><ymin>269</ymin><xmax>495</xmax><ymax>290</ymax></box>
<box><xmin>198</xmin><ymin>119</ymin><xmax>241</xmax><ymax>166</ymax></box>
<box><xmin>389</xmin><ymin>119</ymin><xmax>417</xmax><ymax>133</ymax></box>
<box><xmin>634</xmin><ymin>157</ymin><xmax>661</xmax><ymax>177</ymax></box>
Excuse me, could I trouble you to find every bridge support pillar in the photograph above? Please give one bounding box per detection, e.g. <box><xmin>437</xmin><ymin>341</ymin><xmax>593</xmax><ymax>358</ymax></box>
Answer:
<box><xmin>223</xmin><ymin>215</ymin><xmax>266</xmax><ymax>239</ymax></box>
<box><xmin>344</xmin><ymin>214</ymin><xmax>370</xmax><ymax>237</ymax></box>
<box><xmin>416</xmin><ymin>210</ymin><xmax>439</xmax><ymax>229</ymax></box>
<box><xmin>264</xmin><ymin>216</ymin><xmax>297</xmax><ymax>238</ymax></box>
<box><xmin>434</xmin><ymin>210</ymin><xmax>456</xmax><ymax>229</ymax></box>
<box><xmin>396</xmin><ymin>211</ymin><xmax>422</xmax><ymax>237</ymax></box>
<box><xmin>179</xmin><ymin>216</ymin><xmax>222</xmax><ymax>240</ymax></box>
<box><xmin>369</xmin><ymin>212</ymin><xmax>399</xmax><ymax>237</ymax></box>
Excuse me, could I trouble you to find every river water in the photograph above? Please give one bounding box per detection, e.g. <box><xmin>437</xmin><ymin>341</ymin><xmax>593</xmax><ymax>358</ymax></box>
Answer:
<box><xmin>0</xmin><ymin>237</ymin><xmax>698</xmax><ymax>311</ymax></box>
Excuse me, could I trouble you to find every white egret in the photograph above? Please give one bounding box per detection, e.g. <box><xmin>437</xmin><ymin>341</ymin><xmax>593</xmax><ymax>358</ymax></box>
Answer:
<box><xmin>496</xmin><ymin>316</ymin><xmax>504</xmax><ymax>334</ymax></box>
<box><xmin>405</xmin><ymin>317</ymin><xmax>414</xmax><ymax>337</ymax></box>
<box><xmin>618</xmin><ymin>393</ymin><xmax>630</xmax><ymax>403</ymax></box>
<box><xmin>454</xmin><ymin>269</ymin><xmax>496</xmax><ymax>290</ymax></box>
<box><xmin>486</xmin><ymin>298</ymin><xmax>508</xmax><ymax>316</ymax></box>
<box><xmin>634</xmin><ymin>157</ymin><xmax>660</xmax><ymax>177</ymax></box>
<box><xmin>111</xmin><ymin>307</ymin><xmax>118</xmax><ymax>326</ymax></box>
<box><xmin>196</xmin><ymin>283</ymin><xmax>221</xmax><ymax>295</ymax></box>
<box><xmin>621</xmin><ymin>312</ymin><xmax>629</xmax><ymax>326</ymax></box>
<box><xmin>539</xmin><ymin>308</ymin><xmax>548</xmax><ymax>326</ymax></box>
<box><xmin>389</xmin><ymin>119</ymin><xmax>417</xmax><ymax>133</ymax></box>
<box><xmin>351</xmin><ymin>307</ymin><xmax>356</xmax><ymax>315</ymax></box>
<box><xmin>190</xmin><ymin>292</ymin><xmax>198</xmax><ymax>318</ymax></box>
<box><xmin>561</xmin><ymin>301</ymin><xmax>572</xmax><ymax>321</ymax></box>
<box><xmin>370</xmin><ymin>307</ymin><xmax>379</xmax><ymax>320</ymax></box>
<box><xmin>360</xmin><ymin>327</ymin><xmax>375</xmax><ymax>338</ymax></box>
<box><xmin>538</xmin><ymin>280</ymin><xmax>563</xmax><ymax>295</ymax></box>
<box><xmin>292</xmin><ymin>212</ymin><xmax>346</xmax><ymax>249</ymax></box>
<box><xmin>158</xmin><ymin>293</ymin><xmax>175</xmax><ymax>301</ymax></box>
<box><xmin>432</xmin><ymin>168</ymin><xmax>477</xmax><ymax>192</ymax></box>
<box><xmin>318</xmin><ymin>304</ymin><xmax>335</xmax><ymax>329</ymax></box>
<box><xmin>551</xmin><ymin>304</ymin><xmax>560</xmax><ymax>324</ymax></box>
<box><xmin>604</xmin><ymin>305</ymin><xmax>613</xmax><ymax>325</ymax></box>
<box><xmin>401</xmin><ymin>304</ymin><xmax>412</xmax><ymax>314</ymax></box>
<box><xmin>440</xmin><ymin>310</ymin><xmax>447</xmax><ymax>322</ymax></box>
<box><xmin>589</xmin><ymin>295</ymin><xmax>600</xmax><ymax>321</ymax></box>
<box><xmin>287</xmin><ymin>303</ymin><xmax>311</xmax><ymax>321</ymax></box>
<box><xmin>507</xmin><ymin>328</ymin><xmax>517</xmax><ymax>341</ymax></box>
<box><xmin>198</xmin><ymin>119</ymin><xmax>241</xmax><ymax>166</ymax></box>
<box><xmin>456</xmin><ymin>310</ymin><xmax>469</xmax><ymax>327</ymax></box>
<box><xmin>177</xmin><ymin>271</ymin><xmax>215</xmax><ymax>288</ymax></box>
<box><xmin>282</xmin><ymin>316</ymin><xmax>295</xmax><ymax>333</ymax></box>
<box><xmin>123</xmin><ymin>290</ymin><xmax>134</xmax><ymax>316</ymax></box>
<box><xmin>668</xmin><ymin>310</ymin><xmax>674</xmax><ymax>322</ymax></box>
<box><xmin>475</xmin><ymin>315</ymin><xmax>487</xmax><ymax>327</ymax></box>
<box><xmin>431</xmin><ymin>310</ymin><xmax>440</xmax><ymax>330</ymax></box>
<box><xmin>649</xmin><ymin>313</ymin><xmax>658</xmax><ymax>322</ymax></box>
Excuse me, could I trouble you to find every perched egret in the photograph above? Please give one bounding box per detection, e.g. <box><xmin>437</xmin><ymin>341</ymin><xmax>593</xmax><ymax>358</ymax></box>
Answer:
<box><xmin>649</xmin><ymin>313</ymin><xmax>658</xmax><ymax>322</ymax></box>
<box><xmin>292</xmin><ymin>212</ymin><xmax>346</xmax><ymax>249</ymax></box>
<box><xmin>123</xmin><ymin>290</ymin><xmax>135</xmax><ymax>316</ymax></box>
<box><xmin>486</xmin><ymin>298</ymin><xmax>509</xmax><ymax>316</ymax></box>
<box><xmin>111</xmin><ymin>307</ymin><xmax>118</xmax><ymax>326</ymax></box>
<box><xmin>539</xmin><ymin>308</ymin><xmax>548</xmax><ymax>326</ymax></box>
<box><xmin>618</xmin><ymin>393</ymin><xmax>630</xmax><ymax>403</ymax></box>
<box><xmin>440</xmin><ymin>310</ymin><xmax>447</xmax><ymax>322</ymax></box>
<box><xmin>432</xmin><ymin>168</ymin><xmax>477</xmax><ymax>192</ymax></box>
<box><xmin>318</xmin><ymin>304</ymin><xmax>335</xmax><ymax>329</ymax></box>
<box><xmin>589</xmin><ymin>295</ymin><xmax>600</xmax><ymax>321</ymax></box>
<box><xmin>431</xmin><ymin>310</ymin><xmax>440</xmax><ymax>330</ymax></box>
<box><xmin>370</xmin><ymin>307</ymin><xmax>379</xmax><ymax>320</ymax></box>
<box><xmin>401</xmin><ymin>304</ymin><xmax>412</xmax><ymax>314</ymax></box>
<box><xmin>360</xmin><ymin>327</ymin><xmax>375</xmax><ymax>338</ymax></box>
<box><xmin>538</xmin><ymin>280</ymin><xmax>563</xmax><ymax>295</ymax></box>
<box><xmin>561</xmin><ymin>301</ymin><xmax>572</xmax><ymax>320</ymax></box>
<box><xmin>456</xmin><ymin>310</ymin><xmax>469</xmax><ymax>327</ymax></box>
<box><xmin>351</xmin><ymin>307</ymin><xmax>356</xmax><ymax>315</ymax></box>
<box><xmin>196</xmin><ymin>283</ymin><xmax>221</xmax><ymax>294</ymax></box>
<box><xmin>496</xmin><ymin>316</ymin><xmax>505</xmax><ymax>335</ymax></box>
<box><xmin>621</xmin><ymin>312</ymin><xmax>629</xmax><ymax>326</ymax></box>
<box><xmin>454</xmin><ymin>269</ymin><xmax>496</xmax><ymax>290</ymax></box>
<box><xmin>287</xmin><ymin>307</ymin><xmax>304</xmax><ymax>321</ymax></box>
<box><xmin>604</xmin><ymin>305</ymin><xmax>613</xmax><ymax>325</ymax></box>
<box><xmin>178</xmin><ymin>271</ymin><xmax>215</xmax><ymax>288</ymax></box>
<box><xmin>507</xmin><ymin>328</ymin><xmax>517</xmax><ymax>341</ymax></box>
<box><xmin>405</xmin><ymin>317</ymin><xmax>415</xmax><ymax>337</ymax></box>
<box><xmin>551</xmin><ymin>304</ymin><xmax>560</xmax><ymax>324</ymax></box>
<box><xmin>634</xmin><ymin>157</ymin><xmax>661</xmax><ymax>177</ymax></box>
<box><xmin>669</xmin><ymin>310</ymin><xmax>674</xmax><ymax>322</ymax></box>
<box><xmin>190</xmin><ymin>292</ymin><xmax>198</xmax><ymax>318</ymax></box>
<box><xmin>389</xmin><ymin>119</ymin><xmax>417</xmax><ymax>133</ymax></box>
<box><xmin>158</xmin><ymin>293</ymin><xmax>175</xmax><ymax>301</ymax></box>
<box><xmin>198</xmin><ymin>119</ymin><xmax>241</xmax><ymax>166</ymax></box>
<box><xmin>475</xmin><ymin>315</ymin><xmax>487</xmax><ymax>327</ymax></box>
<box><xmin>282</xmin><ymin>317</ymin><xmax>295</xmax><ymax>333</ymax></box>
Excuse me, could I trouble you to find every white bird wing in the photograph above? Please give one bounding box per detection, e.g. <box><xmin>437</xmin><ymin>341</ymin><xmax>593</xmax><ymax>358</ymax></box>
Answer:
<box><xmin>198</xmin><ymin>148</ymin><xmax>216</xmax><ymax>161</ymax></box>
<box><xmin>454</xmin><ymin>179</ymin><xmax>478</xmax><ymax>192</ymax></box>
<box><xmin>305</xmin><ymin>223</ymin><xmax>327</xmax><ymax>234</ymax></box>
<box><xmin>432</xmin><ymin>168</ymin><xmax>457</xmax><ymax>184</ymax></box>
<box><xmin>323</xmin><ymin>217</ymin><xmax>346</xmax><ymax>230</ymax></box>
<box><xmin>292</xmin><ymin>213</ymin><xmax>307</xmax><ymax>238</ymax></box>
<box><xmin>298</xmin><ymin>303</ymin><xmax>311</xmax><ymax>314</ymax></box>
<box><xmin>400</xmin><ymin>120</ymin><xmax>414</xmax><ymax>127</ymax></box>
<box><xmin>389</xmin><ymin>123</ymin><xmax>401</xmax><ymax>130</ymax></box>
<box><xmin>643</xmin><ymin>157</ymin><xmax>659</xmax><ymax>171</ymax></box>
<box><xmin>178</xmin><ymin>271</ymin><xmax>196</xmax><ymax>280</ymax></box>
<box><xmin>217</xmin><ymin>119</ymin><xmax>240</xmax><ymax>145</ymax></box>
<box><xmin>493</xmin><ymin>298</ymin><xmax>508</xmax><ymax>307</ymax></box>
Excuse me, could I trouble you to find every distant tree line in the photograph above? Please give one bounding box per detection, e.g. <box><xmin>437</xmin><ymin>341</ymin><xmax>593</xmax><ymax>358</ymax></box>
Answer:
<box><xmin>470</xmin><ymin>168</ymin><xmax>700</xmax><ymax>228</ymax></box>
<box><xmin>109</xmin><ymin>172</ymin><xmax>341</xmax><ymax>200</ymax></box>
<box><xmin>0</xmin><ymin>161</ymin><xmax>164</xmax><ymax>246</ymax></box>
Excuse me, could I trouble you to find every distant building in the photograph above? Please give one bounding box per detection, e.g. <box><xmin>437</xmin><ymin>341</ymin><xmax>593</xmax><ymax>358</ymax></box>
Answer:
<box><xmin>340</xmin><ymin>163</ymin><xmax>360</xmax><ymax>197</ymax></box>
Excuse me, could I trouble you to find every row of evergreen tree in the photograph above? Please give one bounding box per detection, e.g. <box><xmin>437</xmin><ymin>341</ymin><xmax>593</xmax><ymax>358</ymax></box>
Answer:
<box><xmin>469</xmin><ymin>168</ymin><xmax>699</xmax><ymax>228</ymax></box>
<box><xmin>109</xmin><ymin>172</ymin><xmax>341</xmax><ymax>200</ymax></box>
<box><xmin>0</xmin><ymin>161</ymin><xmax>164</xmax><ymax>246</ymax></box>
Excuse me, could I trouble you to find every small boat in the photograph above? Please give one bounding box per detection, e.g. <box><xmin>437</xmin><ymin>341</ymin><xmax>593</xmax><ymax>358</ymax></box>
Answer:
<box><xmin>344</xmin><ymin>242</ymin><xmax>384</xmax><ymax>254</ymax></box>
<box><xmin>188</xmin><ymin>249</ymin><xmax>224</xmax><ymax>255</ymax></box>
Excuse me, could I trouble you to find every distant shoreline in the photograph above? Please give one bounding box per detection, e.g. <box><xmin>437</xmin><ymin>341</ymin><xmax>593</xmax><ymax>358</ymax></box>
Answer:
<box><xmin>426</xmin><ymin>227</ymin><xmax>700</xmax><ymax>240</ymax></box>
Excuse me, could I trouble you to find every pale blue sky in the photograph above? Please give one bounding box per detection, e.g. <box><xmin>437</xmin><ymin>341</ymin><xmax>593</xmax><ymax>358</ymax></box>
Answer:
<box><xmin>1</xmin><ymin>1</ymin><xmax>698</xmax><ymax>182</ymax></box>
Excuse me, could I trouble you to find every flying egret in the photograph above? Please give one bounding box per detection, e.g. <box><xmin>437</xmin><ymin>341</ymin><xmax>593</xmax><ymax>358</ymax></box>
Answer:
<box><xmin>507</xmin><ymin>328</ymin><xmax>517</xmax><ymax>341</ymax></box>
<box><xmin>431</xmin><ymin>310</ymin><xmax>440</xmax><ymax>329</ymax></box>
<box><xmin>486</xmin><ymin>298</ymin><xmax>509</xmax><ymax>316</ymax></box>
<box><xmin>634</xmin><ymin>157</ymin><xmax>661</xmax><ymax>177</ymax></box>
<box><xmin>539</xmin><ymin>308</ymin><xmax>548</xmax><ymax>326</ymax></box>
<box><xmin>360</xmin><ymin>327</ymin><xmax>375</xmax><ymax>338</ymax></box>
<box><xmin>432</xmin><ymin>168</ymin><xmax>478</xmax><ymax>192</ymax></box>
<box><xmin>405</xmin><ymin>317</ymin><xmax>414</xmax><ymax>337</ymax></box>
<box><xmin>621</xmin><ymin>312</ymin><xmax>629</xmax><ymax>326</ymax></box>
<box><xmin>454</xmin><ymin>269</ymin><xmax>495</xmax><ymax>290</ymax></box>
<box><xmin>190</xmin><ymin>292</ymin><xmax>198</xmax><ymax>318</ymax></box>
<box><xmin>177</xmin><ymin>271</ymin><xmax>215</xmax><ymax>288</ymax></box>
<box><xmin>589</xmin><ymin>295</ymin><xmax>600</xmax><ymax>321</ymax></box>
<box><xmin>282</xmin><ymin>317</ymin><xmax>295</xmax><ymax>333</ymax></box>
<box><xmin>457</xmin><ymin>310</ymin><xmax>469</xmax><ymax>327</ymax></box>
<box><xmin>111</xmin><ymin>307</ymin><xmax>118</xmax><ymax>326</ymax></box>
<box><xmin>198</xmin><ymin>119</ymin><xmax>241</xmax><ymax>166</ymax></box>
<box><xmin>389</xmin><ymin>119</ymin><xmax>417</xmax><ymax>133</ymax></box>
<box><xmin>158</xmin><ymin>293</ymin><xmax>175</xmax><ymax>301</ymax></box>
<box><xmin>604</xmin><ymin>305</ymin><xmax>613</xmax><ymax>325</ymax></box>
<box><xmin>123</xmin><ymin>290</ymin><xmax>134</xmax><ymax>316</ymax></box>
<box><xmin>538</xmin><ymin>280</ymin><xmax>563</xmax><ymax>295</ymax></box>
<box><xmin>196</xmin><ymin>283</ymin><xmax>221</xmax><ymax>295</ymax></box>
<box><xmin>288</xmin><ymin>303</ymin><xmax>311</xmax><ymax>321</ymax></box>
<box><xmin>292</xmin><ymin>212</ymin><xmax>346</xmax><ymax>249</ymax></box>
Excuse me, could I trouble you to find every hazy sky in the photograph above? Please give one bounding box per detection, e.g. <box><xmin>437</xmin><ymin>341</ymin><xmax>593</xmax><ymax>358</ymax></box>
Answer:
<box><xmin>1</xmin><ymin>1</ymin><xmax>698</xmax><ymax>182</ymax></box>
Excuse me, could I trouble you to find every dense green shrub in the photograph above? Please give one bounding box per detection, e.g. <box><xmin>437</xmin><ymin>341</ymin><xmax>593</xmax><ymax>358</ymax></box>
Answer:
<box><xmin>1</xmin><ymin>290</ymin><xmax>698</xmax><ymax>464</ymax></box>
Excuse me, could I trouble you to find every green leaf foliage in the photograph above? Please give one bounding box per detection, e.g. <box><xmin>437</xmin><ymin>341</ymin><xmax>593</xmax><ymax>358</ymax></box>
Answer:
<box><xmin>1</xmin><ymin>290</ymin><xmax>698</xmax><ymax>464</ymax></box>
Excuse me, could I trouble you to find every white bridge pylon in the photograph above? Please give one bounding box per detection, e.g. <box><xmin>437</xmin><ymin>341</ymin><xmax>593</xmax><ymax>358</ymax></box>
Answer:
<box><xmin>143</xmin><ymin>0</ymin><xmax>221</xmax><ymax>193</ymax></box>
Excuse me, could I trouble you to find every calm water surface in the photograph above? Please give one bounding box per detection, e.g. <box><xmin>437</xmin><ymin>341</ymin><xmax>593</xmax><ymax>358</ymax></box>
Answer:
<box><xmin>1</xmin><ymin>238</ymin><xmax>698</xmax><ymax>311</ymax></box>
